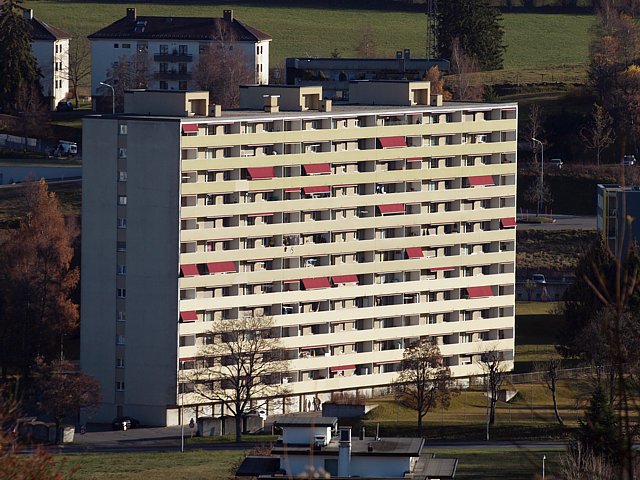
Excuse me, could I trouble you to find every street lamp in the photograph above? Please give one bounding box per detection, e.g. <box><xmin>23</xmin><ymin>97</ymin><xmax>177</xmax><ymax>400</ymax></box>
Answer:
<box><xmin>531</xmin><ymin>137</ymin><xmax>545</xmax><ymax>216</ymax></box>
<box><xmin>99</xmin><ymin>81</ymin><xmax>115</xmax><ymax>115</ymax></box>
<box><xmin>542</xmin><ymin>454</ymin><xmax>546</xmax><ymax>479</ymax></box>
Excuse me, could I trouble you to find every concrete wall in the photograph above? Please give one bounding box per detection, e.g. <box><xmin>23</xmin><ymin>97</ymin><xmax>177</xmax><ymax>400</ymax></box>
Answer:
<box><xmin>80</xmin><ymin>117</ymin><xmax>119</xmax><ymax>422</ymax></box>
<box><xmin>282</xmin><ymin>425</ymin><xmax>332</xmax><ymax>446</ymax></box>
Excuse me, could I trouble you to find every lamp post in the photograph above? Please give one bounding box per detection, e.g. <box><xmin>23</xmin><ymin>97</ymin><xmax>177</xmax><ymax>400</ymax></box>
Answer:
<box><xmin>542</xmin><ymin>454</ymin><xmax>546</xmax><ymax>479</ymax></box>
<box><xmin>99</xmin><ymin>81</ymin><xmax>115</xmax><ymax>115</ymax></box>
<box><xmin>531</xmin><ymin>137</ymin><xmax>544</xmax><ymax>216</ymax></box>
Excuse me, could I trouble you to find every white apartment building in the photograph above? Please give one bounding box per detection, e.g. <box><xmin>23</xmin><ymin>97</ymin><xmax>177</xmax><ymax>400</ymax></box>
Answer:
<box><xmin>88</xmin><ymin>8</ymin><xmax>271</xmax><ymax>110</ymax></box>
<box><xmin>81</xmin><ymin>82</ymin><xmax>517</xmax><ymax>426</ymax></box>
<box><xmin>23</xmin><ymin>8</ymin><xmax>70</xmax><ymax>109</ymax></box>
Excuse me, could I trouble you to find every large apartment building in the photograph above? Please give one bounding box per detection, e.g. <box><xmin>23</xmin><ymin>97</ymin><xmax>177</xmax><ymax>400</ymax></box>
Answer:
<box><xmin>81</xmin><ymin>82</ymin><xmax>517</xmax><ymax>426</ymax></box>
<box><xmin>88</xmin><ymin>8</ymin><xmax>271</xmax><ymax>111</ymax></box>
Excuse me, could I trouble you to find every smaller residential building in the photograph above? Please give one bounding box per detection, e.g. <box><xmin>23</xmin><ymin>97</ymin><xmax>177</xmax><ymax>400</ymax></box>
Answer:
<box><xmin>236</xmin><ymin>415</ymin><xmax>457</xmax><ymax>479</ymax></box>
<box><xmin>597</xmin><ymin>184</ymin><xmax>640</xmax><ymax>257</ymax></box>
<box><xmin>88</xmin><ymin>8</ymin><xmax>271</xmax><ymax>110</ymax></box>
<box><xmin>23</xmin><ymin>8</ymin><xmax>71</xmax><ymax>109</ymax></box>
<box><xmin>286</xmin><ymin>50</ymin><xmax>449</xmax><ymax>101</ymax></box>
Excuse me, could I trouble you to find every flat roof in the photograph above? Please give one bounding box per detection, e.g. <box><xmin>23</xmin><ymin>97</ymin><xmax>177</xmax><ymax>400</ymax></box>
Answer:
<box><xmin>271</xmin><ymin>436</ymin><xmax>424</xmax><ymax>457</ymax></box>
<box><xmin>86</xmin><ymin>100</ymin><xmax>517</xmax><ymax>124</ymax></box>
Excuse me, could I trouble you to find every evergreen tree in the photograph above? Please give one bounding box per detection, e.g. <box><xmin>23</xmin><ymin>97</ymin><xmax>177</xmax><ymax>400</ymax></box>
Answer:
<box><xmin>433</xmin><ymin>0</ymin><xmax>505</xmax><ymax>71</ymax></box>
<box><xmin>0</xmin><ymin>0</ymin><xmax>41</xmax><ymax>112</ymax></box>
<box><xmin>578</xmin><ymin>384</ymin><xmax>620</xmax><ymax>461</ymax></box>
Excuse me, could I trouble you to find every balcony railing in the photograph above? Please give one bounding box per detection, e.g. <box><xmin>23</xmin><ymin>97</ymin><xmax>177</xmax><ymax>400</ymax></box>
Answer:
<box><xmin>153</xmin><ymin>53</ymin><xmax>193</xmax><ymax>62</ymax></box>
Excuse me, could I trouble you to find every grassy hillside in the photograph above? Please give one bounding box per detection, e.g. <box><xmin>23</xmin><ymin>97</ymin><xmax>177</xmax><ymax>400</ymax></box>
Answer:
<box><xmin>26</xmin><ymin>2</ymin><xmax>594</xmax><ymax>72</ymax></box>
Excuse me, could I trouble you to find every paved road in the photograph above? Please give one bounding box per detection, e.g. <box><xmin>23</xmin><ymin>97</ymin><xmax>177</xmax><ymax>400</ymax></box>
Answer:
<box><xmin>37</xmin><ymin>424</ymin><xmax>570</xmax><ymax>455</ymax></box>
<box><xmin>518</xmin><ymin>214</ymin><xmax>596</xmax><ymax>231</ymax></box>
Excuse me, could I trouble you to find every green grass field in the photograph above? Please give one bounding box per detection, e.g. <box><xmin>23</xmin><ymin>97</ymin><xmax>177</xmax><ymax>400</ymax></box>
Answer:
<box><xmin>59</xmin><ymin>450</ymin><xmax>244</xmax><ymax>480</ymax></box>
<box><xmin>25</xmin><ymin>2</ymin><xmax>594</xmax><ymax>73</ymax></box>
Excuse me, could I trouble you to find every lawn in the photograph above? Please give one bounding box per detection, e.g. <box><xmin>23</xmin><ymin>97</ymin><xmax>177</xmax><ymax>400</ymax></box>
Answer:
<box><xmin>25</xmin><ymin>2</ymin><xmax>594</xmax><ymax>73</ymax></box>
<box><xmin>60</xmin><ymin>449</ymin><xmax>245</xmax><ymax>480</ymax></box>
<box><xmin>58</xmin><ymin>446</ymin><xmax>564</xmax><ymax>480</ymax></box>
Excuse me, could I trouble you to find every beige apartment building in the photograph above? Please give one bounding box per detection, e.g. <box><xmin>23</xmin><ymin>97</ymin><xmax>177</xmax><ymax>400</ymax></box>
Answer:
<box><xmin>81</xmin><ymin>82</ymin><xmax>517</xmax><ymax>426</ymax></box>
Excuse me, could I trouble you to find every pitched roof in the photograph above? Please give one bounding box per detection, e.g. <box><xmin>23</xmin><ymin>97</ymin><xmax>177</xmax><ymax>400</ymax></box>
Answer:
<box><xmin>88</xmin><ymin>10</ymin><xmax>271</xmax><ymax>42</ymax></box>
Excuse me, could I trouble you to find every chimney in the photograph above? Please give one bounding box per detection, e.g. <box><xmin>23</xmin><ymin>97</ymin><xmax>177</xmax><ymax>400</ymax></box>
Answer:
<box><xmin>223</xmin><ymin>9</ymin><xmax>233</xmax><ymax>22</ymax></box>
<box><xmin>126</xmin><ymin>7</ymin><xmax>136</xmax><ymax>20</ymax></box>
<box><xmin>337</xmin><ymin>427</ymin><xmax>352</xmax><ymax>478</ymax></box>
<box><xmin>23</xmin><ymin>8</ymin><xmax>33</xmax><ymax>20</ymax></box>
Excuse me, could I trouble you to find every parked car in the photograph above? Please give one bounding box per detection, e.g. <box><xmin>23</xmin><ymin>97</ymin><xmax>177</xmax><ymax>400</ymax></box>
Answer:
<box><xmin>111</xmin><ymin>416</ymin><xmax>139</xmax><ymax>431</ymax></box>
<box><xmin>531</xmin><ymin>274</ymin><xmax>546</xmax><ymax>284</ymax></box>
<box><xmin>56</xmin><ymin>100</ymin><xmax>73</xmax><ymax>112</ymax></box>
<box><xmin>622</xmin><ymin>155</ymin><xmax>636</xmax><ymax>166</ymax></box>
<box><xmin>548</xmin><ymin>158</ymin><xmax>563</xmax><ymax>169</ymax></box>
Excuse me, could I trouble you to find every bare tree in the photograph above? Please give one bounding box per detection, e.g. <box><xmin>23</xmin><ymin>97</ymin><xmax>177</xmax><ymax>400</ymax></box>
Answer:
<box><xmin>580</xmin><ymin>103</ymin><xmax>616</xmax><ymax>166</ymax></box>
<box><xmin>480</xmin><ymin>348</ymin><xmax>508</xmax><ymax>427</ymax></box>
<box><xmin>188</xmin><ymin>315</ymin><xmax>290</xmax><ymax>442</ymax></box>
<box><xmin>535</xmin><ymin>359</ymin><xmax>564</xmax><ymax>426</ymax></box>
<box><xmin>356</xmin><ymin>26</ymin><xmax>378</xmax><ymax>58</ymax></box>
<box><xmin>393</xmin><ymin>339</ymin><xmax>454</xmax><ymax>437</ymax></box>
<box><xmin>15</xmin><ymin>82</ymin><xmax>49</xmax><ymax>149</ymax></box>
<box><xmin>64</xmin><ymin>41</ymin><xmax>92</xmax><ymax>108</ymax></box>
<box><xmin>104</xmin><ymin>52</ymin><xmax>151</xmax><ymax>112</ymax></box>
<box><xmin>194</xmin><ymin>22</ymin><xmax>254</xmax><ymax>108</ymax></box>
<box><xmin>447</xmin><ymin>38</ymin><xmax>482</xmax><ymax>101</ymax></box>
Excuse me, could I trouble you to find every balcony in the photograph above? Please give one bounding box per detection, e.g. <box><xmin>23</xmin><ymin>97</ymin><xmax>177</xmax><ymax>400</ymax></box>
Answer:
<box><xmin>154</xmin><ymin>70</ymin><xmax>192</xmax><ymax>81</ymax></box>
<box><xmin>153</xmin><ymin>53</ymin><xmax>193</xmax><ymax>62</ymax></box>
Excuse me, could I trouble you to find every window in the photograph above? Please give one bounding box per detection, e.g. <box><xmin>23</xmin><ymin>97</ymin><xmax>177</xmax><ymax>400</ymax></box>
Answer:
<box><xmin>117</xmin><ymin>264</ymin><xmax>127</xmax><ymax>275</ymax></box>
<box><xmin>119</xmin><ymin>124</ymin><xmax>128</xmax><ymax>135</ymax></box>
<box><xmin>118</xmin><ymin>171</ymin><xmax>128</xmax><ymax>182</ymax></box>
<box><xmin>116</xmin><ymin>358</ymin><xmax>125</xmax><ymax>368</ymax></box>
<box><xmin>160</xmin><ymin>44</ymin><xmax>168</xmax><ymax>54</ymax></box>
<box><xmin>117</xmin><ymin>241</ymin><xmax>126</xmax><ymax>252</ymax></box>
<box><xmin>116</xmin><ymin>381</ymin><xmax>125</xmax><ymax>390</ymax></box>
<box><xmin>117</xmin><ymin>288</ymin><xmax>126</xmax><ymax>298</ymax></box>
<box><xmin>159</xmin><ymin>81</ymin><xmax>168</xmax><ymax>90</ymax></box>
<box><xmin>117</xmin><ymin>311</ymin><xmax>126</xmax><ymax>322</ymax></box>
<box><xmin>118</xmin><ymin>148</ymin><xmax>127</xmax><ymax>158</ymax></box>
<box><xmin>122</xmin><ymin>43</ymin><xmax>131</xmax><ymax>49</ymax></box>
<box><xmin>117</xmin><ymin>218</ymin><xmax>127</xmax><ymax>229</ymax></box>
<box><xmin>118</xmin><ymin>195</ymin><xmax>127</xmax><ymax>206</ymax></box>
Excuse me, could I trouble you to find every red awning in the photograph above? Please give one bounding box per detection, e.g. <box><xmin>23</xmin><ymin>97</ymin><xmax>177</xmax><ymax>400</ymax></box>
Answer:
<box><xmin>304</xmin><ymin>185</ymin><xmax>330</xmax><ymax>195</ymax></box>
<box><xmin>501</xmin><ymin>217</ymin><xmax>517</xmax><ymax>228</ymax></box>
<box><xmin>469</xmin><ymin>175</ymin><xmax>495</xmax><ymax>187</ymax></box>
<box><xmin>180</xmin><ymin>264</ymin><xmax>199</xmax><ymax>277</ymax></box>
<box><xmin>406</xmin><ymin>157</ymin><xmax>422</xmax><ymax>162</ymax></box>
<box><xmin>302</xmin><ymin>277</ymin><xmax>331</xmax><ymax>290</ymax></box>
<box><xmin>330</xmin><ymin>365</ymin><xmax>356</xmax><ymax>372</ymax></box>
<box><xmin>405</xmin><ymin>247</ymin><xmax>424</xmax><ymax>259</ymax></box>
<box><xmin>332</xmin><ymin>275</ymin><xmax>359</xmax><ymax>284</ymax></box>
<box><xmin>181</xmin><ymin>124</ymin><xmax>198</xmax><ymax>133</ymax></box>
<box><xmin>466</xmin><ymin>286</ymin><xmax>494</xmax><ymax>298</ymax></box>
<box><xmin>304</xmin><ymin>163</ymin><xmax>331</xmax><ymax>175</ymax></box>
<box><xmin>430</xmin><ymin>266</ymin><xmax>455</xmax><ymax>271</ymax></box>
<box><xmin>379</xmin><ymin>136</ymin><xmax>406</xmax><ymax>148</ymax></box>
<box><xmin>179</xmin><ymin>311</ymin><xmax>198</xmax><ymax>322</ymax></box>
<box><xmin>247</xmin><ymin>167</ymin><xmax>275</xmax><ymax>180</ymax></box>
<box><xmin>207</xmin><ymin>261</ymin><xmax>237</xmax><ymax>273</ymax></box>
<box><xmin>378</xmin><ymin>204</ymin><xmax>405</xmax><ymax>215</ymax></box>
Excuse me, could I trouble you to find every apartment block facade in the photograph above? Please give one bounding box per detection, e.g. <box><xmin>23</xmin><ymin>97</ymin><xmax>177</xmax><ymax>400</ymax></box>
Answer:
<box><xmin>81</xmin><ymin>83</ymin><xmax>517</xmax><ymax>426</ymax></box>
<box><xmin>88</xmin><ymin>8</ymin><xmax>270</xmax><ymax>110</ymax></box>
<box><xmin>23</xmin><ymin>8</ymin><xmax>71</xmax><ymax>109</ymax></box>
